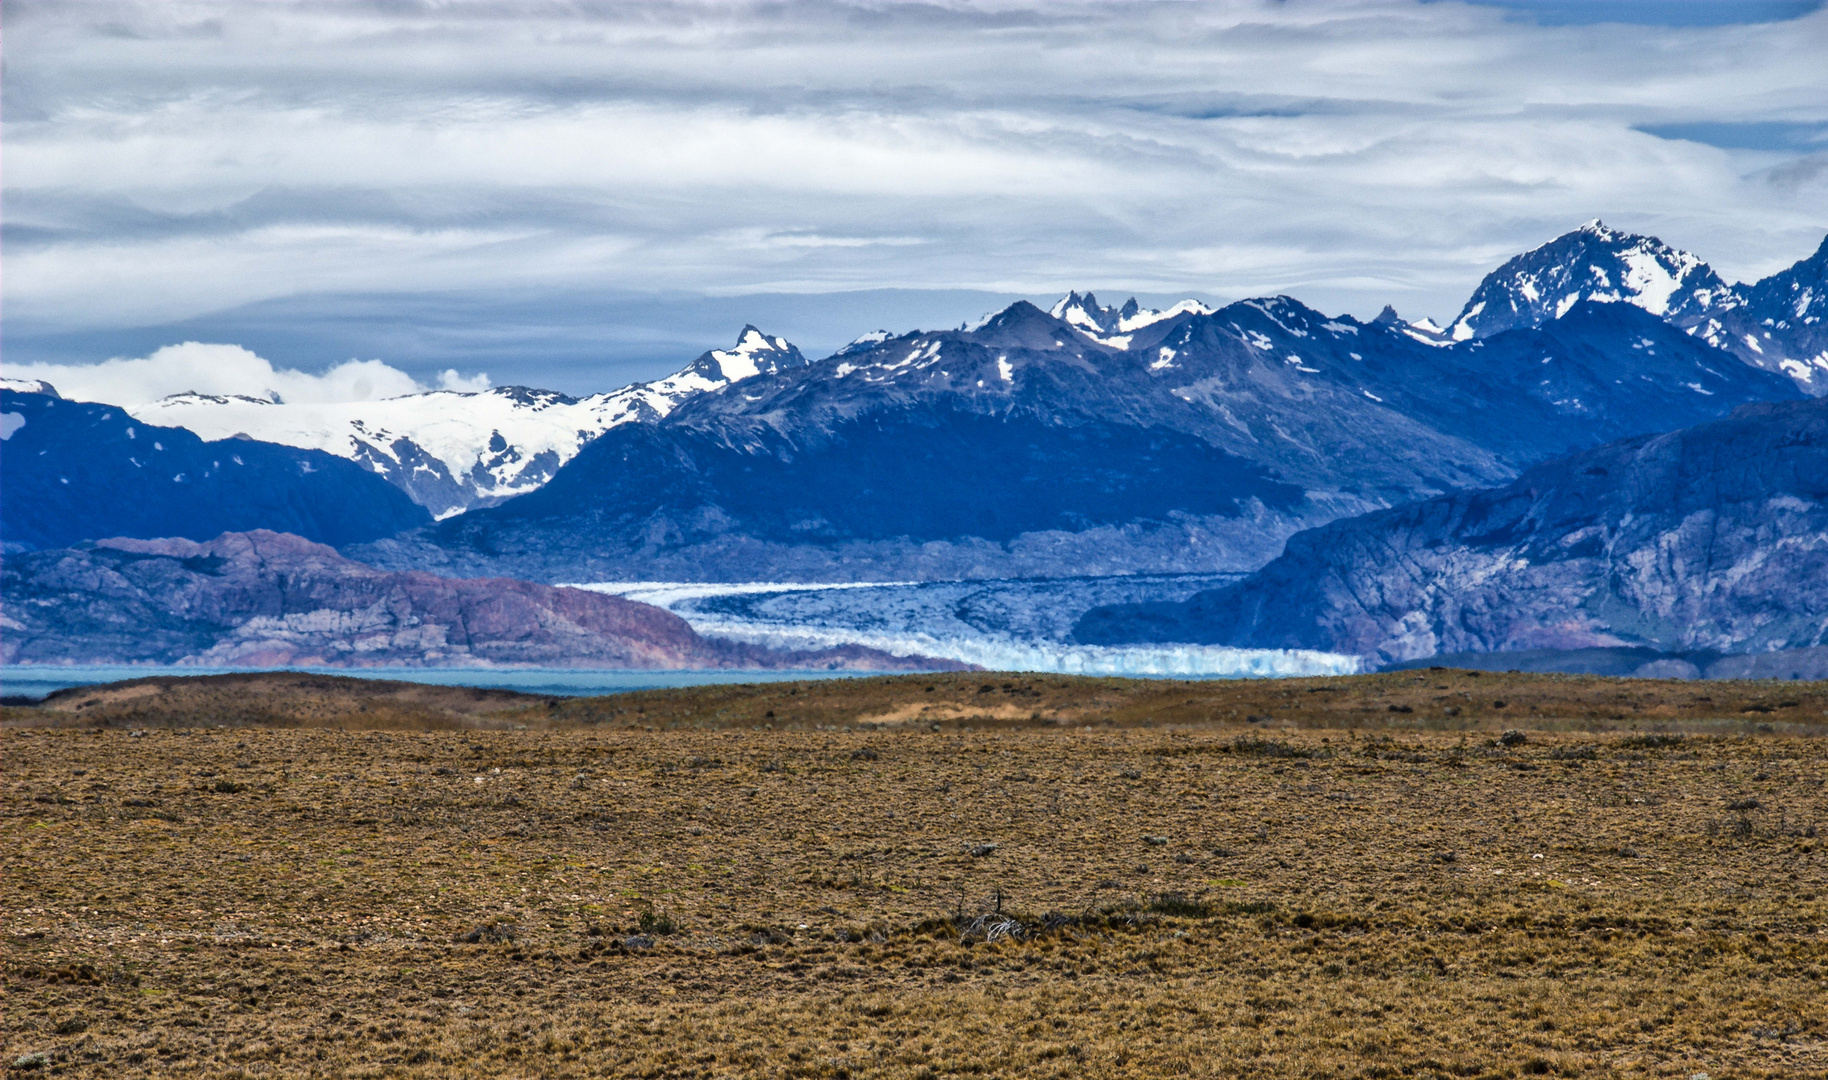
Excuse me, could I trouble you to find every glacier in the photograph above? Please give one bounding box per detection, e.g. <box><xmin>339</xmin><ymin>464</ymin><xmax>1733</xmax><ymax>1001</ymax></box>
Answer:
<box><xmin>571</xmin><ymin>576</ymin><xmax>1362</xmax><ymax>678</ymax></box>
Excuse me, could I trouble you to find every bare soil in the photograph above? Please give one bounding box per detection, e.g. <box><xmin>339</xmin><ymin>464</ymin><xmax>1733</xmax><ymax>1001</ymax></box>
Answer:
<box><xmin>5</xmin><ymin>671</ymin><xmax>1826</xmax><ymax>1078</ymax></box>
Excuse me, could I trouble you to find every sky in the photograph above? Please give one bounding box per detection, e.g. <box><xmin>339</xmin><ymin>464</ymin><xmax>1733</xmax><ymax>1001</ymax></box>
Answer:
<box><xmin>5</xmin><ymin>0</ymin><xmax>1827</xmax><ymax>400</ymax></box>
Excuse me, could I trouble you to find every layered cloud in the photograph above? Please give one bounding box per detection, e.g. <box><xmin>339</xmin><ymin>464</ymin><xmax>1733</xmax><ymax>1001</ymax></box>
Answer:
<box><xmin>9</xmin><ymin>344</ymin><xmax>490</xmax><ymax>407</ymax></box>
<box><xmin>4</xmin><ymin>0</ymin><xmax>1826</xmax><ymax>365</ymax></box>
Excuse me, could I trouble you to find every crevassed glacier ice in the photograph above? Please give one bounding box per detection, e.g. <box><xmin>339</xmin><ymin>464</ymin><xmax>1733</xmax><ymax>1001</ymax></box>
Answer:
<box><xmin>571</xmin><ymin>575</ymin><xmax>1361</xmax><ymax>678</ymax></box>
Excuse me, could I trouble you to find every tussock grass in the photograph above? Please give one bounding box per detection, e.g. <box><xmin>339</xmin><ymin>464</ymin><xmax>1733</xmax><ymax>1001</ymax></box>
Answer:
<box><xmin>4</xmin><ymin>673</ymin><xmax>1827</xmax><ymax>1077</ymax></box>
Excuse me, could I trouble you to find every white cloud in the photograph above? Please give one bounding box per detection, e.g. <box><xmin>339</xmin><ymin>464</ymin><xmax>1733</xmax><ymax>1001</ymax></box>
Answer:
<box><xmin>2</xmin><ymin>0</ymin><xmax>1825</xmax><ymax>336</ymax></box>
<box><xmin>7</xmin><ymin>342</ymin><xmax>491</xmax><ymax>407</ymax></box>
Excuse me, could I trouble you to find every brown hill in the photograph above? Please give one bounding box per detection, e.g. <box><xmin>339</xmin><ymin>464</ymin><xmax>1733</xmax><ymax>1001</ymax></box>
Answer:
<box><xmin>0</xmin><ymin>530</ymin><xmax>963</xmax><ymax>672</ymax></box>
<box><xmin>7</xmin><ymin>667</ymin><xmax>1822</xmax><ymax>736</ymax></box>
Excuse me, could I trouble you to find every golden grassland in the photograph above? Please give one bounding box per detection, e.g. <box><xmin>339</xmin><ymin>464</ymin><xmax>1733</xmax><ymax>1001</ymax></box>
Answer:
<box><xmin>4</xmin><ymin>670</ymin><xmax>1827</xmax><ymax>1079</ymax></box>
<box><xmin>11</xmin><ymin>667</ymin><xmax>1828</xmax><ymax>734</ymax></box>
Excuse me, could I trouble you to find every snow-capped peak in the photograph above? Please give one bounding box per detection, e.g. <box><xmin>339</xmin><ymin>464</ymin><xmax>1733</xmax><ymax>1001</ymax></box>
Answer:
<box><xmin>1120</xmin><ymin>298</ymin><xmax>1215</xmax><ymax>332</ymax></box>
<box><xmin>1048</xmin><ymin>290</ymin><xmax>1108</xmax><ymax>330</ymax></box>
<box><xmin>1398</xmin><ymin>316</ymin><xmax>1453</xmax><ymax>347</ymax></box>
<box><xmin>1449</xmin><ymin>221</ymin><xmax>1732</xmax><ymax>340</ymax></box>
<box><xmin>697</xmin><ymin>325</ymin><xmax>804</xmax><ymax>383</ymax></box>
<box><xmin>644</xmin><ymin>326</ymin><xmax>808</xmax><ymax>405</ymax></box>
<box><xmin>1045</xmin><ymin>291</ymin><xmax>1214</xmax><ymax>347</ymax></box>
<box><xmin>835</xmin><ymin>329</ymin><xmax>901</xmax><ymax>358</ymax></box>
<box><xmin>1</xmin><ymin>376</ymin><xmax>62</xmax><ymax>398</ymax></box>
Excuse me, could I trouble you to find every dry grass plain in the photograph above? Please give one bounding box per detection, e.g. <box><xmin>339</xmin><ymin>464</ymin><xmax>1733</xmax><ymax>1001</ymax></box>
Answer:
<box><xmin>5</xmin><ymin>670</ymin><xmax>1828</xmax><ymax>1079</ymax></box>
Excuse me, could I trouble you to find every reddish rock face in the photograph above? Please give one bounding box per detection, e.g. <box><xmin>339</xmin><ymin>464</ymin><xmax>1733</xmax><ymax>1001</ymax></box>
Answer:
<box><xmin>1</xmin><ymin>530</ymin><xmax>966</xmax><ymax>671</ymax></box>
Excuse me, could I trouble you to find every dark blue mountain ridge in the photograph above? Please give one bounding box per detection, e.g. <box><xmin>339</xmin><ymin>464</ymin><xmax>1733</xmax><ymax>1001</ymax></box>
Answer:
<box><xmin>0</xmin><ymin>388</ymin><xmax>430</xmax><ymax>552</ymax></box>
<box><xmin>1449</xmin><ymin>220</ymin><xmax>1828</xmax><ymax>394</ymax></box>
<box><xmin>654</xmin><ymin>296</ymin><xmax>1796</xmax><ymax>491</ymax></box>
<box><xmin>1074</xmin><ymin>396</ymin><xmax>1828</xmax><ymax>666</ymax></box>
<box><xmin>377</xmin><ymin>405</ymin><xmax>1306</xmax><ymax>580</ymax></box>
<box><xmin>350</xmin><ymin>292</ymin><xmax>1799</xmax><ymax>584</ymax></box>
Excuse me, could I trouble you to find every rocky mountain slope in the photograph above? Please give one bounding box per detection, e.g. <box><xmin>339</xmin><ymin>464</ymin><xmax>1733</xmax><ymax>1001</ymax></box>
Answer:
<box><xmin>121</xmin><ymin>327</ymin><xmax>808</xmax><ymax>517</ymax></box>
<box><xmin>1074</xmin><ymin>397</ymin><xmax>1828</xmax><ymax>667</ymax></box>
<box><xmin>1</xmin><ymin>386</ymin><xmax>429</xmax><ymax>553</ymax></box>
<box><xmin>1449</xmin><ymin>221</ymin><xmax>1828</xmax><ymax>394</ymax></box>
<box><xmin>0</xmin><ymin>530</ymin><xmax>961</xmax><ymax>670</ymax></box>
<box><xmin>85</xmin><ymin>224</ymin><xmax>1826</xmax><ymax>539</ymax></box>
<box><xmin>356</xmin><ymin>294</ymin><xmax>1799</xmax><ymax>583</ymax></box>
<box><xmin>1737</xmin><ymin>235</ymin><xmax>1828</xmax><ymax>390</ymax></box>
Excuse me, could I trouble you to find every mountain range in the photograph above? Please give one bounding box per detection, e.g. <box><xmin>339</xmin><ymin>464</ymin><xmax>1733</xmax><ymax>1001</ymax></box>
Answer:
<box><xmin>29</xmin><ymin>223</ymin><xmax>1820</xmax><ymax>542</ymax></box>
<box><xmin>5</xmin><ymin>221</ymin><xmax>1823</xmax><ymax>672</ymax></box>
<box><xmin>119</xmin><ymin>328</ymin><xmax>808</xmax><ymax>518</ymax></box>
<box><xmin>1075</xmin><ymin>396</ymin><xmax>1828</xmax><ymax>667</ymax></box>
<box><xmin>352</xmin><ymin>292</ymin><xmax>1797</xmax><ymax>583</ymax></box>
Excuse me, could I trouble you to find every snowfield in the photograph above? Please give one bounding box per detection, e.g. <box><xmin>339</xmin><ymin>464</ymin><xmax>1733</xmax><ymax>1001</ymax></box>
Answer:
<box><xmin>136</xmin><ymin>387</ymin><xmax>645</xmax><ymax>519</ymax></box>
<box><xmin>122</xmin><ymin>327</ymin><xmax>807</xmax><ymax>518</ymax></box>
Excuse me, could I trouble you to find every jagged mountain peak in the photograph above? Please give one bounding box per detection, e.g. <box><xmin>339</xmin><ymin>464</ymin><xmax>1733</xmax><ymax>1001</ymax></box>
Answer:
<box><xmin>687</xmin><ymin>325</ymin><xmax>807</xmax><ymax>383</ymax></box>
<box><xmin>1731</xmin><ymin>231</ymin><xmax>1828</xmax><ymax>390</ymax></box>
<box><xmin>1047</xmin><ymin>290</ymin><xmax>1128</xmax><ymax>333</ymax></box>
<box><xmin>1445</xmin><ymin>222</ymin><xmax>1828</xmax><ymax>394</ymax></box>
<box><xmin>1047</xmin><ymin>290</ymin><xmax>1097</xmax><ymax>320</ymax></box>
<box><xmin>1449</xmin><ymin>222</ymin><xmax>1730</xmax><ymax>341</ymax></box>
<box><xmin>1745</xmin><ymin>232</ymin><xmax>1828</xmax><ymax>320</ymax></box>
<box><xmin>1043</xmin><ymin>291</ymin><xmax>1217</xmax><ymax>347</ymax></box>
<box><xmin>957</xmin><ymin>294</ymin><xmax>1216</xmax><ymax>348</ymax></box>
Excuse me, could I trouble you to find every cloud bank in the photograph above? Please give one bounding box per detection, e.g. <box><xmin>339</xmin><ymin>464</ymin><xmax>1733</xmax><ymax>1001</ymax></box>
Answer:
<box><xmin>4</xmin><ymin>0</ymin><xmax>1826</xmax><ymax>386</ymax></box>
<box><xmin>9</xmin><ymin>344</ymin><xmax>490</xmax><ymax>407</ymax></box>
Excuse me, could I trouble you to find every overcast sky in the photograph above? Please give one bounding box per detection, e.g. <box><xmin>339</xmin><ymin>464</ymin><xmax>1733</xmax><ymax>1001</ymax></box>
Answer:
<box><xmin>6</xmin><ymin>0</ymin><xmax>1827</xmax><ymax>397</ymax></box>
